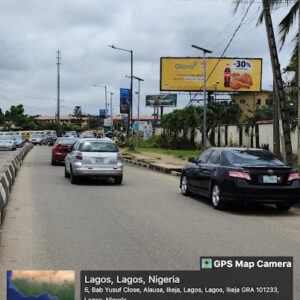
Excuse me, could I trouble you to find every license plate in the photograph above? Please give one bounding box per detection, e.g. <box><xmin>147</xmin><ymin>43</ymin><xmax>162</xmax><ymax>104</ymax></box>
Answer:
<box><xmin>263</xmin><ymin>175</ymin><xmax>277</xmax><ymax>183</ymax></box>
<box><xmin>95</xmin><ymin>158</ymin><xmax>104</xmax><ymax>164</ymax></box>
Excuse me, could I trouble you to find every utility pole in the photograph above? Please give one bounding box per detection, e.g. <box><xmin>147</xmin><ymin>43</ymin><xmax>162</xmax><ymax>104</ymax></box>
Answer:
<box><xmin>262</xmin><ymin>0</ymin><xmax>293</xmax><ymax>165</ymax></box>
<box><xmin>191</xmin><ymin>44</ymin><xmax>212</xmax><ymax>150</ymax></box>
<box><xmin>105</xmin><ymin>86</ymin><xmax>108</xmax><ymax>118</ymax></box>
<box><xmin>56</xmin><ymin>50</ymin><xmax>61</xmax><ymax>136</ymax></box>
<box><xmin>298</xmin><ymin>5</ymin><xmax>300</xmax><ymax>167</ymax></box>
<box><xmin>109</xmin><ymin>92</ymin><xmax>114</xmax><ymax>132</ymax></box>
<box><xmin>129</xmin><ymin>75</ymin><xmax>144</xmax><ymax>151</ymax></box>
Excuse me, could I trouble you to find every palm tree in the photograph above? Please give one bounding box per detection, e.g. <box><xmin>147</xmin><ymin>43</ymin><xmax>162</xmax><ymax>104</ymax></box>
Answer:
<box><xmin>235</xmin><ymin>0</ymin><xmax>295</xmax><ymax>165</ymax></box>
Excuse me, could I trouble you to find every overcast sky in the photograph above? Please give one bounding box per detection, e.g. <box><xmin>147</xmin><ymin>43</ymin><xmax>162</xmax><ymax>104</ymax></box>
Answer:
<box><xmin>0</xmin><ymin>0</ymin><xmax>295</xmax><ymax>117</ymax></box>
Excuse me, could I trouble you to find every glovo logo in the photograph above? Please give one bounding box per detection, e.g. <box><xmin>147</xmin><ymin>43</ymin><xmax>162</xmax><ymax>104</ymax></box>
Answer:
<box><xmin>175</xmin><ymin>61</ymin><xmax>197</xmax><ymax>69</ymax></box>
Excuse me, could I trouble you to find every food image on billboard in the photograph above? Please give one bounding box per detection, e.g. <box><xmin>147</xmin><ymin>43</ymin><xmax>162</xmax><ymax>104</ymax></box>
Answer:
<box><xmin>160</xmin><ymin>57</ymin><xmax>262</xmax><ymax>92</ymax></box>
<box><xmin>146</xmin><ymin>94</ymin><xmax>177</xmax><ymax>106</ymax></box>
<box><xmin>120</xmin><ymin>88</ymin><xmax>130</xmax><ymax>114</ymax></box>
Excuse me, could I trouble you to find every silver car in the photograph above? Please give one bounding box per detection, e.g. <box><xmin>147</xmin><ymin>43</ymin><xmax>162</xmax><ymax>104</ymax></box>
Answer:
<box><xmin>64</xmin><ymin>138</ymin><xmax>123</xmax><ymax>184</ymax></box>
<box><xmin>29</xmin><ymin>133</ymin><xmax>43</xmax><ymax>145</ymax></box>
<box><xmin>0</xmin><ymin>135</ymin><xmax>17</xmax><ymax>150</ymax></box>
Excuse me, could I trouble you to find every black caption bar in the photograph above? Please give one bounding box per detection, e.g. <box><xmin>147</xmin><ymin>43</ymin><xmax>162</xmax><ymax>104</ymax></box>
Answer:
<box><xmin>81</xmin><ymin>257</ymin><xmax>292</xmax><ymax>300</ymax></box>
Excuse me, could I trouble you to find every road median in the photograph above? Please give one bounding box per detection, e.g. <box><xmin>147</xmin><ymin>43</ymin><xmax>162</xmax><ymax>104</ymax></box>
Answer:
<box><xmin>0</xmin><ymin>143</ymin><xmax>34</xmax><ymax>225</ymax></box>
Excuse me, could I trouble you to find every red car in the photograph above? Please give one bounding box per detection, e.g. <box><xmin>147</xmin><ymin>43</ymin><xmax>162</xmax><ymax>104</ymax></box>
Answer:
<box><xmin>51</xmin><ymin>137</ymin><xmax>77</xmax><ymax>165</ymax></box>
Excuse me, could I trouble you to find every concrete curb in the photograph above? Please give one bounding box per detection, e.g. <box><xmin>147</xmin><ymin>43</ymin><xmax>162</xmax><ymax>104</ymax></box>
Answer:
<box><xmin>123</xmin><ymin>157</ymin><xmax>182</xmax><ymax>177</ymax></box>
<box><xmin>0</xmin><ymin>143</ymin><xmax>34</xmax><ymax>225</ymax></box>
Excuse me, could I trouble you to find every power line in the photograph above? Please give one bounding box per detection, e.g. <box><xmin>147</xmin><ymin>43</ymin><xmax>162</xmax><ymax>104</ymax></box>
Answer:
<box><xmin>188</xmin><ymin>0</ymin><xmax>256</xmax><ymax>105</ymax></box>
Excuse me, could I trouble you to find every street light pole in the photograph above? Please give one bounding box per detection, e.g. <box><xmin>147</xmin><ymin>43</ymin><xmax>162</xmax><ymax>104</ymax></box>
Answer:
<box><xmin>213</xmin><ymin>81</ymin><xmax>219</xmax><ymax>101</ymax></box>
<box><xmin>108</xmin><ymin>45</ymin><xmax>133</xmax><ymax>146</ymax></box>
<box><xmin>191</xmin><ymin>44</ymin><xmax>212</xmax><ymax>150</ymax></box>
<box><xmin>127</xmin><ymin>75</ymin><xmax>144</xmax><ymax>151</ymax></box>
<box><xmin>109</xmin><ymin>92</ymin><xmax>114</xmax><ymax>132</ymax></box>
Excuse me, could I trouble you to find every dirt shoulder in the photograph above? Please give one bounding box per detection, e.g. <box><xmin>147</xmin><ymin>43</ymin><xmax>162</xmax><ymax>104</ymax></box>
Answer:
<box><xmin>121</xmin><ymin>149</ymin><xmax>187</xmax><ymax>168</ymax></box>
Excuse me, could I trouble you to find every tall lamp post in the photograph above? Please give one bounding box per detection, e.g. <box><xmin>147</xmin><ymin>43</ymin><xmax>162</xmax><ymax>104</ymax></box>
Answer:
<box><xmin>132</xmin><ymin>76</ymin><xmax>144</xmax><ymax>152</ymax></box>
<box><xmin>191</xmin><ymin>44</ymin><xmax>212</xmax><ymax>150</ymax></box>
<box><xmin>108</xmin><ymin>45</ymin><xmax>133</xmax><ymax>146</ymax></box>
<box><xmin>212</xmin><ymin>81</ymin><xmax>220</xmax><ymax>101</ymax></box>
<box><xmin>108</xmin><ymin>92</ymin><xmax>114</xmax><ymax>132</ymax></box>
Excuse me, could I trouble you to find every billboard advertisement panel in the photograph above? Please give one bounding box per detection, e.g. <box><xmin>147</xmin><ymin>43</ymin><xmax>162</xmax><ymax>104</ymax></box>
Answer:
<box><xmin>120</xmin><ymin>88</ymin><xmax>131</xmax><ymax>114</ymax></box>
<box><xmin>99</xmin><ymin>109</ymin><xmax>106</xmax><ymax>119</ymax></box>
<box><xmin>146</xmin><ymin>94</ymin><xmax>177</xmax><ymax>107</ymax></box>
<box><xmin>160</xmin><ymin>57</ymin><xmax>262</xmax><ymax>92</ymax></box>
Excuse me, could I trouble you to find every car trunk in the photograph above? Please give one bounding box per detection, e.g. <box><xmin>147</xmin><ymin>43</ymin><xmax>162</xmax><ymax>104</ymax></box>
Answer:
<box><xmin>241</xmin><ymin>165</ymin><xmax>292</xmax><ymax>186</ymax></box>
<box><xmin>81</xmin><ymin>152</ymin><xmax>118</xmax><ymax>168</ymax></box>
<box><xmin>55</xmin><ymin>144</ymin><xmax>72</xmax><ymax>153</ymax></box>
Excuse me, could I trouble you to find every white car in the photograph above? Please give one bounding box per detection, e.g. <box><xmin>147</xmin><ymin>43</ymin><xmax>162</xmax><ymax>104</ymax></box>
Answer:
<box><xmin>29</xmin><ymin>133</ymin><xmax>43</xmax><ymax>145</ymax></box>
<box><xmin>64</xmin><ymin>138</ymin><xmax>123</xmax><ymax>184</ymax></box>
<box><xmin>0</xmin><ymin>135</ymin><xmax>17</xmax><ymax>150</ymax></box>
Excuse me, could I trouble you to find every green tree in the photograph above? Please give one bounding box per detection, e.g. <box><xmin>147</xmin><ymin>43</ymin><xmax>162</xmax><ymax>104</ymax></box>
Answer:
<box><xmin>3</xmin><ymin>105</ymin><xmax>36</xmax><ymax>130</ymax></box>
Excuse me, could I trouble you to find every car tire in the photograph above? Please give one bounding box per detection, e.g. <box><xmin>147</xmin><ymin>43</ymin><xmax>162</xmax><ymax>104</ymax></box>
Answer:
<box><xmin>181</xmin><ymin>175</ymin><xmax>191</xmax><ymax>196</ymax></box>
<box><xmin>51</xmin><ymin>159</ymin><xmax>56</xmax><ymax>166</ymax></box>
<box><xmin>275</xmin><ymin>203</ymin><xmax>292</xmax><ymax>212</ymax></box>
<box><xmin>64</xmin><ymin>166</ymin><xmax>70</xmax><ymax>178</ymax></box>
<box><xmin>70</xmin><ymin>167</ymin><xmax>79</xmax><ymax>184</ymax></box>
<box><xmin>114</xmin><ymin>176</ymin><xmax>123</xmax><ymax>185</ymax></box>
<box><xmin>211</xmin><ymin>183</ymin><xmax>225</xmax><ymax>210</ymax></box>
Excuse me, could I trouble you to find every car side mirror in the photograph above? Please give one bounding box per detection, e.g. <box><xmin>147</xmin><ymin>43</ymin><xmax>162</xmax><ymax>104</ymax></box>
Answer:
<box><xmin>188</xmin><ymin>157</ymin><xmax>196</xmax><ymax>163</ymax></box>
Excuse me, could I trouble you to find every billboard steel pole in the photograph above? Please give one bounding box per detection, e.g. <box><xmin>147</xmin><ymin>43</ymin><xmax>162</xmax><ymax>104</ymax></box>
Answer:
<box><xmin>191</xmin><ymin>45</ymin><xmax>212</xmax><ymax>150</ymax></box>
<box><xmin>130</xmin><ymin>75</ymin><xmax>144</xmax><ymax>152</ymax></box>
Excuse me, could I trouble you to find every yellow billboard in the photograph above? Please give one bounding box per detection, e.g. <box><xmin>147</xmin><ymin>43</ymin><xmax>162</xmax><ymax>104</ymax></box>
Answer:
<box><xmin>160</xmin><ymin>57</ymin><xmax>262</xmax><ymax>92</ymax></box>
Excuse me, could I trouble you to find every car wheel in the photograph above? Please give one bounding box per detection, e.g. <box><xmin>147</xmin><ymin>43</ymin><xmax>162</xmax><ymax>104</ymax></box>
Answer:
<box><xmin>64</xmin><ymin>166</ymin><xmax>70</xmax><ymax>178</ymax></box>
<box><xmin>51</xmin><ymin>159</ymin><xmax>56</xmax><ymax>166</ymax></box>
<box><xmin>211</xmin><ymin>183</ymin><xmax>225</xmax><ymax>210</ymax></box>
<box><xmin>70</xmin><ymin>167</ymin><xmax>79</xmax><ymax>184</ymax></box>
<box><xmin>114</xmin><ymin>176</ymin><xmax>123</xmax><ymax>185</ymax></box>
<box><xmin>276</xmin><ymin>203</ymin><xmax>292</xmax><ymax>211</ymax></box>
<box><xmin>181</xmin><ymin>175</ymin><xmax>191</xmax><ymax>196</ymax></box>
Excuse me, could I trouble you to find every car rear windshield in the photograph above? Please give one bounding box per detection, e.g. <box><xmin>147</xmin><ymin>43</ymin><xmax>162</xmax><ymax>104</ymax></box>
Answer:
<box><xmin>57</xmin><ymin>138</ymin><xmax>76</xmax><ymax>145</ymax></box>
<box><xmin>225</xmin><ymin>149</ymin><xmax>284</xmax><ymax>166</ymax></box>
<box><xmin>79</xmin><ymin>141</ymin><xmax>118</xmax><ymax>152</ymax></box>
<box><xmin>0</xmin><ymin>136</ymin><xmax>14</xmax><ymax>140</ymax></box>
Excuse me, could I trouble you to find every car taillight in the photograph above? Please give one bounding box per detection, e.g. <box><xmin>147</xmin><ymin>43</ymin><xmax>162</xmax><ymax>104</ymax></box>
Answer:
<box><xmin>54</xmin><ymin>145</ymin><xmax>63</xmax><ymax>151</ymax></box>
<box><xmin>75</xmin><ymin>151</ymin><xmax>82</xmax><ymax>160</ymax></box>
<box><xmin>288</xmin><ymin>173</ymin><xmax>300</xmax><ymax>182</ymax></box>
<box><xmin>229</xmin><ymin>171</ymin><xmax>251</xmax><ymax>181</ymax></box>
<box><xmin>117</xmin><ymin>152</ymin><xmax>122</xmax><ymax>161</ymax></box>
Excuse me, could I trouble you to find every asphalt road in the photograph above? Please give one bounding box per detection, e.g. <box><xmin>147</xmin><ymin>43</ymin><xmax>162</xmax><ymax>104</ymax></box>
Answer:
<box><xmin>0</xmin><ymin>146</ymin><xmax>300</xmax><ymax>299</ymax></box>
<box><xmin>0</xmin><ymin>149</ymin><xmax>20</xmax><ymax>171</ymax></box>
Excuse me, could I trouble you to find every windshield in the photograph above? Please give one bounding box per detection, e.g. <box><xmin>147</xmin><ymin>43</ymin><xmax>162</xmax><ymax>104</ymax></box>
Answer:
<box><xmin>225</xmin><ymin>149</ymin><xmax>284</xmax><ymax>166</ymax></box>
<box><xmin>57</xmin><ymin>138</ymin><xmax>76</xmax><ymax>145</ymax></box>
<box><xmin>79</xmin><ymin>141</ymin><xmax>118</xmax><ymax>152</ymax></box>
<box><xmin>0</xmin><ymin>136</ymin><xmax>14</xmax><ymax>140</ymax></box>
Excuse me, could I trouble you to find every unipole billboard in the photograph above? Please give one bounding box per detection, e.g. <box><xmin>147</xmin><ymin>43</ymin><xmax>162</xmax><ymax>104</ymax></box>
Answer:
<box><xmin>145</xmin><ymin>94</ymin><xmax>177</xmax><ymax>107</ymax></box>
<box><xmin>160</xmin><ymin>57</ymin><xmax>262</xmax><ymax>92</ymax></box>
<box><xmin>120</xmin><ymin>88</ymin><xmax>130</xmax><ymax>114</ymax></box>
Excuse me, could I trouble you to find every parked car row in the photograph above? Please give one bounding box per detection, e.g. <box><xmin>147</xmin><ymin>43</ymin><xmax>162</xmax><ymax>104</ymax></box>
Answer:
<box><xmin>29</xmin><ymin>133</ymin><xmax>57</xmax><ymax>145</ymax></box>
<box><xmin>51</xmin><ymin>137</ymin><xmax>123</xmax><ymax>185</ymax></box>
<box><xmin>180</xmin><ymin>147</ymin><xmax>300</xmax><ymax>212</ymax></box>
<box><xmin>0</xmin><ymin>135</ymin><xmax>26</xmax><ymax>150</ymax></box>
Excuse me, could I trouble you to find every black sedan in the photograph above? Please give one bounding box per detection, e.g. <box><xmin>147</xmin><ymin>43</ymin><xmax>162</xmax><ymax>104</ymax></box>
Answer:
<box><xmin>180</xmin><ymin>147</ymin><xmax>300</xmax><ymax>211</ymax></box>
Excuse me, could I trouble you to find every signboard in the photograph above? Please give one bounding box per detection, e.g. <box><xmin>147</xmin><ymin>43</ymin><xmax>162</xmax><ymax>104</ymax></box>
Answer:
<box><xmin>104</xmin><ymin>118</ymin><xmax>113</xmax><ymax>127</ymax></box>
<box><xmin>99</xmin><ymin>109</ymin><xmax>106</xmax><ymax>119</ymax></box>
<box><xmin>160</xmin><ymin>57</ymin><xmax>262</xmax><ymax>92</ymax></box>
<box><xmin>120</xmin><ymin>88</ymin><xmax>131</xmax><ymax>114</ymax></box>
<box><xmin>146</xmin><ymin>94</ymin><xmax>177</xmax><ymax>107</ymax></box>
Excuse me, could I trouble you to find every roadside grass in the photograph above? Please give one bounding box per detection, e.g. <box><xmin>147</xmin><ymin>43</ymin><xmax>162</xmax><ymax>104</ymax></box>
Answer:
<box><xmin>12</xmin><ymin>278</ymin><xmax>74</xmax><ymax>300</ymax></box>
<box><xmin>136</xmin><ymin>148</ymin><xmax>201</xmax><ymax>160</ymax></box>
